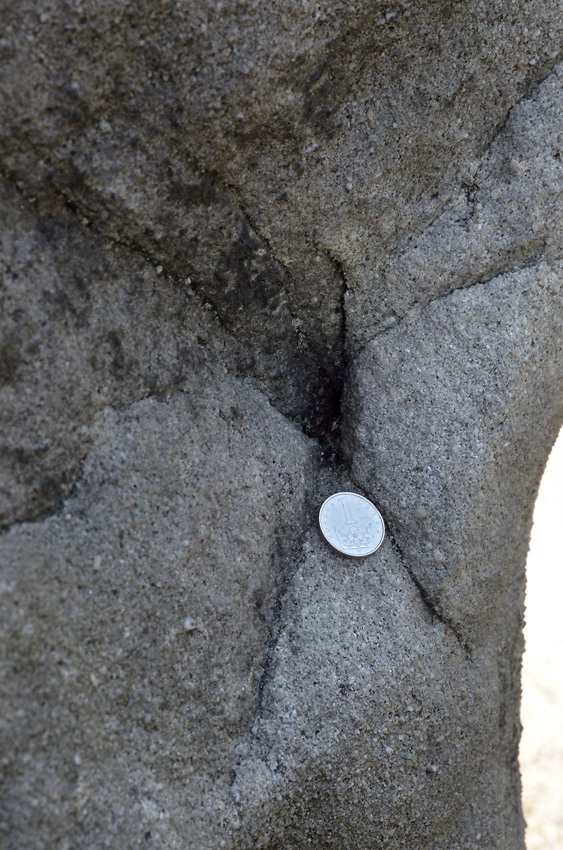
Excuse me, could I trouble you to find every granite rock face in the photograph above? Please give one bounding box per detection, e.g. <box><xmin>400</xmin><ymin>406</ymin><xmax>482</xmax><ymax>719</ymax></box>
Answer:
<box><xmin>1</xmin><ymin>1</ymin><xmax>563</xmax><ymax>848</ymax></box>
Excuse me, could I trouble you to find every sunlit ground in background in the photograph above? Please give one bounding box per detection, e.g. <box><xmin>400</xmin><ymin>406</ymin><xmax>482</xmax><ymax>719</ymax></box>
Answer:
<box><xmin>521</xmin><ymin>427</ymin><xmax>563</xmax><ymax>850</ymax></box>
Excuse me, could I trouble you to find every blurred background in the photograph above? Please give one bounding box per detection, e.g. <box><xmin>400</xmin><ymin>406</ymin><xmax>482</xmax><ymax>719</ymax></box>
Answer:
<box><xmin>521</xmin><ymin>426</ymin><xmax>563</xmax><ymax>849</ymax></box>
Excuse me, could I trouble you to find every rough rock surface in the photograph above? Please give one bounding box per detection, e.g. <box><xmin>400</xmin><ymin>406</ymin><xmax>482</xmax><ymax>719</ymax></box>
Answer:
<box><xmin>1</xmin><ymin>1</ymin><xmax>563</xmax><ymax>848</ymax></box>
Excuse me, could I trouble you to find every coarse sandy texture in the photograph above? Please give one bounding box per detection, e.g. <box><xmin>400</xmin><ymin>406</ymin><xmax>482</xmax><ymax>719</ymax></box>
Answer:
<box><xmin>0</xmin><ymin>267</ymin><xmax>319</xmax><ymax>848</ymax></box>
<box><xmin>344</xmin><ymin>258</ymin><xmax>563</xmax><ymax>849</ymax></box>
<box><xmin>1</xmin><ymin>1</ymin><xmax>563</xmax><ymax>435</ymax></box>
<box><xmin>521</xmin><ymin>428</ymin><xmax>563</xmax><ymax>850</ymax></box>
<box><xmin>1</xmin><ymin>1</ymin><xmax>563</xmax><ymax>848</ymax></box>
<box><xmin>346</xmin><ymin>260</ymin><xmax>563</xmax><ymax>647</ymax></box>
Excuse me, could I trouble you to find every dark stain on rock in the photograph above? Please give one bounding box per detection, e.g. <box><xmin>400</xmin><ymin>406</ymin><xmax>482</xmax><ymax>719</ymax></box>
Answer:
<box><xmin>306</xmin><ymin>363</ymin><xmax>344</xmax><ymax>463</ymax></box>
<box><xmin>42</xmin><ymin>287</ymin><xmax>79</xmax><ymax>321</ymax></box>
<box><xmin>37</xmin><ymin>216</ymin><xmax>62</xmax><ymax>244</ymax></box>
<box><xmin>168</xmin><ymin>179</ymin><xmax>219</xmax><ymax>207</ymax></box>
<box><xmin>0</xmin><ymin>446</ymin><xmax>70</xmax><ymax>530</ymax></box>
<box><xmin>66</xmin><ymin>159</ymin><xmax>88</xmax><ymax>190</ymax></box>
<box><xmin>302</xmin><ymin>60</ymin><xmax>341</xmax><ymax>138</ymax></box>
<box><xmin>105</xmin><ymin>330</ymin><xmax>125</xmax><ymax>376</ymax></box>
<box><xmin>0</xmin><ymin>334</ymin><xmax>22</xmax><ymax>387</ymax></box>
<box><xmin>36</xmin><ymin>474</ymin><xmax>66</xmax><ymax>513</ymax></box>
<box><xmin>209</xmin><ymin>220</ymin><xmax>286</xmax><ymax>324</ymax></box>
<box><xmin>72</xmin><ymin>272</ymin><xmax>91</xmax><ymax>299</ymax></box>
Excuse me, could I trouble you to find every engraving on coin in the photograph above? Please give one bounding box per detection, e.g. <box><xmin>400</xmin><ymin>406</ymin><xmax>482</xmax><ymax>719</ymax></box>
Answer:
<box><xmin>318</xmin><ymin>492</ymin><xmax>385</xmax><ymax>557</ymax></box>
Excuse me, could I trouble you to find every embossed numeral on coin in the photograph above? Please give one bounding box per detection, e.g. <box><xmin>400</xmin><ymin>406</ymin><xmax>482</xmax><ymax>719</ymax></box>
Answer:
<box><xmin>319</xmin><ymin>492</ymin><xmax>385</xmax><ymax>558</ymax></box>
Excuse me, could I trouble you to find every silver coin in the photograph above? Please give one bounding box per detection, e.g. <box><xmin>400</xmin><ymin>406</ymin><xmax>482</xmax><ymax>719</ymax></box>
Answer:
<box><xmin>319</xmin><ymin>492</ymin><xmax>385</xmax><ymax>557</ymax></box>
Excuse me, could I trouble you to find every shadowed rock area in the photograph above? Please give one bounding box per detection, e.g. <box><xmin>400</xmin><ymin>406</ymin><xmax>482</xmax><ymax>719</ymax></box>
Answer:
<box><xmin>1</xmin><ymin>2</ymin><xmax>562</xmax><ymax>848</ymax></box>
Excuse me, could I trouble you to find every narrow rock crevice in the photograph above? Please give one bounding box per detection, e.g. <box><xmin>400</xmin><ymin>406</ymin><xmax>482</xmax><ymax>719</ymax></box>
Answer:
<box><xmin>356</xmin><ymin>249</ymin><xmax>546</xmax><ymax>360</ymax></box>
<box><xmin>0</xmin><ymin>165</ymin><xmax>511</xmax><ymax>663</ymax></box>
<box><xmin>384</xmin><ymin>523</ymin><xmax>473</xmax><ymax>659</ymax></box>
<box><xmin>225</xmin><ymin>185</ymin><xmax>292</xmax><ymax>279</ymax></box>
<box><xmin>251</xmin><ymin>539</ymin><xmax>308</xmax><ymax>738</ymax></box>
<box><xmin>333</xmin><ymin>458</ymin><xmax>474</xmax><ymax>659</ymax></box>
<box><xmin>0</xmin><ymin>166</ymin><xmax>347</xmax><ymax>462</ymax></box>
<box><xmin>312</xmin><ymin>249</ymin><xmax>348</xmax><ymax>466</ymax></box>
<box><xmin>476</xmin><ymin>53</ymin><xmax>563</xmax><ymax>162</ymax></box>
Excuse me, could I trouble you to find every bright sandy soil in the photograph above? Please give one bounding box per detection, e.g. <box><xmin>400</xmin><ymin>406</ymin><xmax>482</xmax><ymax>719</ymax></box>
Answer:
<box><xmin>521</xmin><ymin>427</ymin><xmax>563</xmax><ymax>849</ymax></box>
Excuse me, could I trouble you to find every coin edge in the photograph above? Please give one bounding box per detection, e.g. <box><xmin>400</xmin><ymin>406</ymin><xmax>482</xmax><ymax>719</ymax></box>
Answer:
<box><xmin>318</xmin><ymin>492</ymin><xmax>385</xmax><ymax>558</ymax></box>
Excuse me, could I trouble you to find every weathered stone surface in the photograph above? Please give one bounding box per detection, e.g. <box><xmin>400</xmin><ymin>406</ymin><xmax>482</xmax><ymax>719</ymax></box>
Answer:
<box><xmin>2</xmin><ymin>1</ymin><xmax>562</xmax><ymax>427</ymax></box>
<box><xmin>1</xmin><ymin>358</ymin><xmax>318</xmax><ymax>849</ymax></box>
<box><xmin>0</xmin><ymin>181</ymin><xmax>250</xmax><ymax>526</ymax></box>
<box><xmin>345</xmin><ymin>66</ymin><xmax>563</xmax><ymax>646</ymax></box>
<box><xmin>229</xmin><ymin>518</ymin><xmax>513</xmax><ymax>849</ymax></box>
<box><xmin>347</xmin><ymin>260</ymin><xmax>563</xmax><ymax>646</ymax></box>
<box><xmin>352</xmin><ymin>61</ymin><xmax>563</xmax><ymax>346</ymax></box>
<box><xmin>1</xmin><ymin>1</ymin><xmax>563</xmax><ymax>848</ymax></box>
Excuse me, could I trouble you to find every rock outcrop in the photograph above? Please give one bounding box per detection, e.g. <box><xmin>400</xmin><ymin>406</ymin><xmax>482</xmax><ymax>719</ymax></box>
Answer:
<box><xmin>1</xmin><ymin>2</ymin><xmax>562</xmax><ymax>847</ymax></box>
